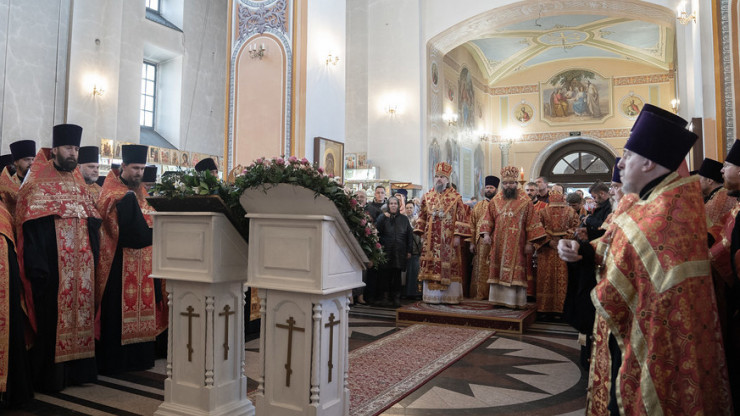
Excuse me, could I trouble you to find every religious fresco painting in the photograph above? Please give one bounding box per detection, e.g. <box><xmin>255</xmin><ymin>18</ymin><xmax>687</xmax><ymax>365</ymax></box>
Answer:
<box><xmin>513</xmin><ymin>101</ymin><xmax>535</xmax><ymax>125</ymax></box>
<box><xmin>428</xmin><ymin>138</ymin><xmax>441</xmax><ymax>187</ymax></box>
<box><xmin>457</xmin><ymin>67</ymin><xmax>475</xmax><ymax>131</ymax></box>
<box><xmin>540</xmin><ymin>69</ymin><xmax>611</xmax><ymax>126</ymax></box>
<box><xmin>345</xmin><ymin>153</ymin><xmax>357</xmax><ymax>170</ymax></box>
<box><xmin>619</xmin><ymin>94</ymin><xmax>644</xmax><ymax>119</ymax></box>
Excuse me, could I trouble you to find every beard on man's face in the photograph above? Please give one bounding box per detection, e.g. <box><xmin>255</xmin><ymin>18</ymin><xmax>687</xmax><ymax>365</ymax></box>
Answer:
<box><xmin>484</xmin><ymin>190</ymin><xmax>495</xmax><ymax>199</ymax></box>
<box><xmin>55</xmin><ymin>153</ymin><xmax>77</xmax><ymax>171</ymax></box>
<box><xmin>503</xmin><ymin>187</ymin><xmax>517</xmax><ymax>199</ymax></box>
<box><xmin>434</xmin><ymin>183</ymin><xmax>446</xmax><ymax>193</ymax></box>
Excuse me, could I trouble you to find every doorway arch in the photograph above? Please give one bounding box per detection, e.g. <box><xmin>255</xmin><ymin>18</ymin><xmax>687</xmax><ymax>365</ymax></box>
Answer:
<box><xmin>530</xmin><ymin>137</ymin><xmax>619</xmax><ymax>187</ymax></box>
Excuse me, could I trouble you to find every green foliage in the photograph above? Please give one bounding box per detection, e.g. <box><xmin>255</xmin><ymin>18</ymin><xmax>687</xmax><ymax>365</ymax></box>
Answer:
<box><xmin>152</xmin><ymin>170</ymin><xmax>249</xmax><ymax>238</ymax></box>
<box><xmin>549</xmin><ymin>69</ymin><xmax>596</xmax><ymax>87</ymax></box>
<box><xmin>233</xmin><ymin>156</ymin><xmax>385</xmax><ymax>267</ymax></box>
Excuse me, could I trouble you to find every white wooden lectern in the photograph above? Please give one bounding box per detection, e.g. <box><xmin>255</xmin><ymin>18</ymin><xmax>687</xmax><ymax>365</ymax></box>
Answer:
<box><xmin>241</xmin><ymin>184</ymin><xmax>367</xmax><ymax>416</ymax></box>
<box><xmin>151</xmin><ymin>211</ymin><xmax>255</xmax><ymax>416</ymax></box>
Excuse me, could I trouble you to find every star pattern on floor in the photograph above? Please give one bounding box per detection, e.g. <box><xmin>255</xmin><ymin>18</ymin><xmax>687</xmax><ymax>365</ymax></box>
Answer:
<box><xmin>403</xmin><ymin>335</ymin><xmax>583</xmax><ymax>410</ymax></box>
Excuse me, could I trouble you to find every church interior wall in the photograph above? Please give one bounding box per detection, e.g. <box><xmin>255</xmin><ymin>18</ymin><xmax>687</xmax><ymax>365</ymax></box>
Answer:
<box><xmin>364</xmin><ymin>0</ymin><xmax>422</xmax><ymax>186</ymax></box>
<box><xmin>303</xmin><ymin>0</ymin><xmax>346</xmax><ymax>165</ymax></box>
<box><xmin>0</xmin><ymin>0</ymin><xmax>227</xmax><ymax>155</ymax></box>
<box><xmin>233</xmin><ymin>34</ymin><xmax>287</xmax><ymax>168</ymax></box>
<box><xmin>345</xmin><ymin>1</ymin><xmax>369</xmax><ymax>156</ymax></box>
<box><xmin>0</xmin><ymin>0</ymin><xmax>71</xmax><ymax>151</ymax></box>
<box><xmin>429</xmin><ymin>42</ymin><xmax>674</xmax><ymax>193</ymax></box>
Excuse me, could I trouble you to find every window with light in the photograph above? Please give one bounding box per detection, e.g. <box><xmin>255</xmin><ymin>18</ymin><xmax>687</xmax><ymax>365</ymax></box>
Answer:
<box><xmin>140</xmin><ymin>62</ymin><xmax>156</xmax><ymax>128</ymax></box>
<box><xmin>145</xmin><ymin>0</ymin><xmax>159</xmax><ymax>12</ymax></box>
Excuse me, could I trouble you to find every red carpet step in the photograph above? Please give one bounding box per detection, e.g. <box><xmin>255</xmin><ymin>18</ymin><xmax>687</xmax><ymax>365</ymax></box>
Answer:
<box><xmin>396</xmin><ymin>300</ymin><xmax>536</xmax><ymax>334</ymax></box>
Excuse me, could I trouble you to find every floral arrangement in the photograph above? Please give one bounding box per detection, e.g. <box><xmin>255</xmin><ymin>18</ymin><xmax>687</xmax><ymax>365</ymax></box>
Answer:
<box><xmin>151</xmin><ymin>169</ymin><xmax>249</xmax><ymax>238</ymax></box>
<box><xmin>233</xmin><ymin>156</ymin><xmax>385</xmax><ymax>267</ymax></box>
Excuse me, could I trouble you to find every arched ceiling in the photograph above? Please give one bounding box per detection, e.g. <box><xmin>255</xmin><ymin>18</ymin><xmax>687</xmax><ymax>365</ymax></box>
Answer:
<box><xmin>463</xmin><ymin>14</ymin><xmax>674</xmax><ymax>85</ymax></box>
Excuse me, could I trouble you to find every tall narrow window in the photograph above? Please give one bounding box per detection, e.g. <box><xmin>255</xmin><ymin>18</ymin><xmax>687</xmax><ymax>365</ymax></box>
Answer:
<box><xmin>145</xmin><ymin>0</ymin><xmax>159</xmax><ymax>12</ymax></box>
<box><xmin>140</xmin><ymin>62</ymin><xmax>156</xmax><ymax>128</ymax></box>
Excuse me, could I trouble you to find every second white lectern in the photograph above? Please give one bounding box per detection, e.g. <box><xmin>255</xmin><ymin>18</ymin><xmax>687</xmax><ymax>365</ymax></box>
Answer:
<box><xmin>241</xmin><ymin>184</ymin><xmax>367</xmax><ymax>416</ymax></box>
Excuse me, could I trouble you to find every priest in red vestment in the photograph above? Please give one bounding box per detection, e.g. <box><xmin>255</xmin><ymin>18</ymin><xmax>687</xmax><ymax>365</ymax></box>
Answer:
<box><xmin>468</xmin><ymin>175</ymin><xmax>498</xmax><ymax>300</ymax></box>
<box><xmin>559</xmin><ymin>104</ymin><xmax>732</xmax><ymax>415</ymax></box>
<box><xmin>78</xmin><ymin>146</ymin><xmax>101</xmax><ymax>202</ymax></box>
<box><xmin>17</xmin><ymin>124</ymin><xmax>102</xmax><ymax>392</ymax></box>
<box><xmin>414</xmin><ymin>162</ymin><xmax>471</xmax><ymax>304</ymax></box>
<box><xmin>95</xmin><ymin>144</ymin><xmax>159</xmax><ymax>374</ymax></box>
<box><xmin>0</xmin><ymin>199</ymin><xmax>33</xmax><ymax>408</ymax></box>
<box><xmin>0</xmin><ymin>140</ymin><xmax>35</xmax><ymax>218</ymax></box>
<box><xmin>480</xmin><ymin>166</ymin><xmax>546</xmax><ymax>308</ymax></box>
<box><xmin>535</xmin><ymin>188</ymin><xmax>579</xmax><ymax>314</ymax></box>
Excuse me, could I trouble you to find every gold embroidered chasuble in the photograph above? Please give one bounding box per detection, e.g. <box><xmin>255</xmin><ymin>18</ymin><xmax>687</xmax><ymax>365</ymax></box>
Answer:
<box><xmin>468</xmin><ymin>199</ymin><xmax>491</xmax><ymax>300</ymax></box>
<box><xmin>705</xmin><ymin>186</ymin><xmax>737</xmax><ymax>228</ymax></box>
<box><xmin>414</xmin><ymin>187</ymin><xmax>471</xmax><ymax>290</ymax></box>
<box><xmin>16</xmin><ymin>149</ymin><xmax>100</xmax><ymax>363</ymax></box>
<box><xmin>86</xmin><ymin>182</ymin><xmax>101</xmax><ymax>202</ymax></box>
<box><xmin>536</xmin><ymin>196</ymin><xmax>579</xmax><ymax>313</ymax></box>
<box><xmin>0</xmin><ymin>201</ymin><xmax>13</xmax><ymax>391</ymax></box>
<box><xmin>479</xmin><ymin>189</ymin><xmax>546</xmax><ymax>289</ymax></box>
<box><xmin>96</xmin><ymin>170</ymin><xmax>157</xmax><ymax>345</ymax></box>
<box><xmin>588</xmin><ymin>173</ymin><xmax>732</xmax><ymax>416</ymax></box>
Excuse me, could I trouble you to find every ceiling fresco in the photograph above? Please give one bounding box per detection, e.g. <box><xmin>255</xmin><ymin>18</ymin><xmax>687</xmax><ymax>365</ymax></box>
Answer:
<box><xmin>464</xmin><ymin>15</ymin><xmax>674</xmax><ymax>84</ymax></box>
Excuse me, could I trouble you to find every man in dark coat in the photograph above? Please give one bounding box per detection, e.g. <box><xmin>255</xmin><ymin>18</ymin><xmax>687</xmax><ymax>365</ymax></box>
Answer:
<box><xmin>583</xmin><ymin>181</ymin><xmax>612</xmax><ymax>241</ymax></box>
<box><xmin>375</xmin><ymin>196</ymin><xmax>412</xmax><ymax>307</ymax></box>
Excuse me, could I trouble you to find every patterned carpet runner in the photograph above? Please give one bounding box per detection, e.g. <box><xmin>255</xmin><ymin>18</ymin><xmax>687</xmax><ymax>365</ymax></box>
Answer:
<box><xmin>348</xmin><ymin>324</ymin><xmax>494</xmax><ymax>416</ymax></box>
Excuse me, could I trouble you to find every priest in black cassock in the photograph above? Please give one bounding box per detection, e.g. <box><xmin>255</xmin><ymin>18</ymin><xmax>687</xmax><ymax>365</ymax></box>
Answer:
<box><xmin>17</xmin><ymin>124</ymin><xmax>102</xmax><ymax>392</ymax></box>
<box><xmin>95</xmin><ymin>144</ymin><xmax>159</xmax><ymax>375</ymax></box>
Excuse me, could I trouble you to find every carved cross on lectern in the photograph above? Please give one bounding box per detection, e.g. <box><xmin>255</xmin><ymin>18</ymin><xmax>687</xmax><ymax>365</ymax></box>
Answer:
<box><xmin>219</xmin><ymin>304</ymin><xmax>236</xmax><ymax>360</ymax></box>
<box><xmin>180</xmin><ymin>305</ymin><xmax>200</xmax><ymax>362</ymax></box>
<box><xmin>275</xmin><ymin>316</ymin><xmax>304</xmax><ymax>387</ymax></box>
<box><xmin>324</xmin><ymin>313</ymin><xmax>341</xmax><ymax>383</ymax></box>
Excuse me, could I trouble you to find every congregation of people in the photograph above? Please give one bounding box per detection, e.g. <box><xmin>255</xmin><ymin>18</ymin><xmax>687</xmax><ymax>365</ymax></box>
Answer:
<box><xmin>356</xmin><ymin>104</ymin><xmax>738</xmax><ymax>415</ymax></box>
<box><xmin>0</xmin><ymin>124</ymin><xmax>220</xmax><ymax>409</ymax></box>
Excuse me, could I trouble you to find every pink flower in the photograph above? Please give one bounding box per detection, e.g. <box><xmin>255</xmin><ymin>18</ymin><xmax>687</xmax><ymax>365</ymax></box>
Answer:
<box><xmin>360</xmin><ymin>218</ymin><xmax>367</xmax><ymax>226</ymax></box>
<box><xmin>329</xmin><ymin>174</ymin><xmax>334</xmax><ymax>178</ymax></box>
<box><xmin>276</xmin><ymin>157</ymin><xmax>285</xmax><ymax>165</ymax></box>
<box><xmin>365</xmin><ymin>226</ymin><xmax>372</xmax><ymax>236</ymax></box>
<box><xmin>301</xmin><ymin>157</ymin><xmax>309</xmax><ymax>164</ymax></box>
<box><xmin>317</xmin><ymin>167</ymin><xmax>324</xmax><ymax>174</ymax></box>
<box><xmin>350</xmin><ymin>198</ymin><xmax>358</xmax><ymax>207</ymax></box>
<box><xmin>288</xmin><ymin>156</ymin><xmax>298</xmax><ymax>163</ymax></box>
<box><xmin>375</xmin><ymin>242</ymin><xmax>382</xmax><ymax>249</ymax></box>
<box><xmin>255</xmin><ymin>157</ymin><xmax>263</xmax><ymax>164</ymax></box>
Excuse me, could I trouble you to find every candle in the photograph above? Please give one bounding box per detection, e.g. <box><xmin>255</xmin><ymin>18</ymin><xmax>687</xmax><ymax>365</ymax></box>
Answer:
<box><xmin>520</xmin><ymin>167</ymin><xmax>524</xmax><ymax>180</ymax></box>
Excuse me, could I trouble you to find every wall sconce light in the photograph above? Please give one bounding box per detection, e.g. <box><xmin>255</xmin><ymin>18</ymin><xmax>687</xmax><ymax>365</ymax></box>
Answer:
<box><xmin>443</xmin><ymin>111</ymin><xmax>458</xmax><ymax>126</ymax></box>
<box><xmin>671</xmin><ymin>98</ymin><xmax>679</xmax><ymax>113</ymax></box>
<box><xmin>677</xmin><ymin>2</ymin><xmax>696</xmax><ymax>24</ymax></box>
<box><xmin>249</xmin><ymin>43</ymin><xmax>266</xmax><ymax>60</ymax></box>
<box><xmin>476</xmin><ymin>129</ymin><xmax>490</xmax><ymax>141</ymax></box>
<box><xmin>385</xmin><ymin>104</ymin><xmax>398</xmax><ymax>117</ymax></box>
<box><xmin>326</xmin><ymin>53</ymin><xmax>340</xmax><ymax>66</ymax></box>
<box><xmin>92</xmin><ymin>84</ymin><xmax>104</xmax><ymax>97</ymax></box>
